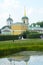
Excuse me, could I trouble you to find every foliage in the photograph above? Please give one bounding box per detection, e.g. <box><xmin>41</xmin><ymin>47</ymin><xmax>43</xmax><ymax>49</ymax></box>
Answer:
<box><xmin>31</xmin><ymin>21</ymin><xmax>43</xmax><ymax>27</ymax></box>
<box><xmin>0</xmin><ymin>35</ymin><xmax>19</xmax><ymax>41</ymax></box>
<box><xmin>22</xmin><ymin>31</ymin><xmax>41</xmax><ymax>38</ymax></box>
<box><xmin>31</xmin><ymin>23</ymin><xmax>36</xmax><ymax>27</ymax></box>
<box><xmin>36</xmin><ymin>21</ymin><xmax>43</xmax><ymax>27</ymax></box>
<box><xmin>22</xmin><ymin>31</ymin><xmax>30</xmax><ymax>38</ymax></box>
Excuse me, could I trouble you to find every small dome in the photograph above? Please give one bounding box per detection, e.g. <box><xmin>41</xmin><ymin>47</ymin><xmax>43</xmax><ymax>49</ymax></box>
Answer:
<box><xmin>7</xmin><ymin>15</ymin><xmax>13</xmax><ymax>21</ymax></box>
<box><xmin>22</xmin><ymin>16</ymin><xmax>28</xmax><ymax>19</ymax></box>
<box><xmin>7</xmin><ymin>17</ymin><xmax>13</xmax><ymax>21</ymax></box>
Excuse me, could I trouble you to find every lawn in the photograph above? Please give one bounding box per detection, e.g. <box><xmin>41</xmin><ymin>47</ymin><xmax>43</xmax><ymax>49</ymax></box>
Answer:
<box><xmin>0</xmin><ymin>39</ymin><xmax>43</xmax><ymax>57</ymax></box>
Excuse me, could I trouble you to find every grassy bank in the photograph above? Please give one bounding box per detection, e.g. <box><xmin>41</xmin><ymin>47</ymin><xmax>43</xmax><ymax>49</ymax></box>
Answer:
<box><xmin>0</xmin><ymin>39</ymin><xmax>43</xmax><ymax>57</ymax></box>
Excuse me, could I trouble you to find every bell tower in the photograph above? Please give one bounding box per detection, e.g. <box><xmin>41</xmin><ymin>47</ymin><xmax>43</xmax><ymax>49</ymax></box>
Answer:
<box><xmin>22</xmin><ymin>7</ymin><xmax>29</xmax><ymax>25</ymax></box>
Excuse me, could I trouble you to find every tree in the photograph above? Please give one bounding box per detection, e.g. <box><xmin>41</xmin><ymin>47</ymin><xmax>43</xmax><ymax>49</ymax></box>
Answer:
<box><xmin>31</xmin><ymin>23</ymin><xmax>36</xmax><ymax>27</ymax></box>
<box><xmin>36</xmin><ymin>21</ymin><xmax>43</xmax><ymax>27</ymax></box>
<box><xmin>22</xmin><ymin>31</ymin><xmax>30</xmax><ymax>38</ymax></box>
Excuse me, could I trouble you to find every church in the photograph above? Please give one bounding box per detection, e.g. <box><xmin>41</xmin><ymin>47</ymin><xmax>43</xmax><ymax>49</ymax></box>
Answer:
<box><xmin>1</xmin><ymin>8</ymin><xmax>43</xmax><ymax>35</ymax></box>
<box><xmin>1</xmin><ymin>9</ymin><xmax>29</xmax><ymax>35</ymax></box>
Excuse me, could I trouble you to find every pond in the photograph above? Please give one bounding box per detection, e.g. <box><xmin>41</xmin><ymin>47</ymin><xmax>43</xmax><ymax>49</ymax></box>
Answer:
<box><xmin>0</xmin><ymin>51</ymin><xmax>43</xmax><ymax>65</ymax></box>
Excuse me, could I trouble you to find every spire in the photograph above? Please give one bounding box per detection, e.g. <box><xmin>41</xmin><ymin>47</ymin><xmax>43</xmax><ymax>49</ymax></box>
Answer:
<box><xmin>24</xmin><ymin>7</ymin><xmax>26</xmax><ymax>16</ymax></box>
<box><xmin>9</xmin><ymin>14</ymin><xmax>11</xmax><ymax>18</ymax></box>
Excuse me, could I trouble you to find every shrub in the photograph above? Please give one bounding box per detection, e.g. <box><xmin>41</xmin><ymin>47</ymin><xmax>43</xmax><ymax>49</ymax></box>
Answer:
<box><xmin>0</xmin><ymin>35</ymin><xmax>19</xmax><ymax>41</ymax></box>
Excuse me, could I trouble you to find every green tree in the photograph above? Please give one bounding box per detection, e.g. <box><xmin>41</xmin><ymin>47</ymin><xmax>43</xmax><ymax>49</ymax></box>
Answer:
<box><xmin>36</xmin><ymin>21</ymin><xmax>43</xmax><ymax>27</ymax></box>
<box><xmin>30</xmin><ymin>21</ymin><xmax>43</xmax><ymax>27</ymax></box>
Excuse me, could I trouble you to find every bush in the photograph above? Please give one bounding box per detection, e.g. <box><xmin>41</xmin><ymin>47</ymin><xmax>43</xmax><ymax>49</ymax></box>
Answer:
<box><xmin>0</xmin><ymin>35</ymin><xmax>19</xmax><ymax>41</ymax></box>
<box><xmin>22</xmin><ymin>31</ymin><xmax>43</xmax><ymax>39</ymax></box>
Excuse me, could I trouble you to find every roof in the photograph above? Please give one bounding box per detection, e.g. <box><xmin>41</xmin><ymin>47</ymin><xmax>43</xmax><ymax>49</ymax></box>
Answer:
<box><xmin>7</xmin><ymin>17</ymin><xmax>13</xmax><ymax>21</ymax></box>
<box><xmin>1</xmin><ymin>26</ymin><xmax>11</xmax><ymax>29</ymax></box>
<box><xmin>12</xmin><ymin>22</ymin><xmax>27</xmax><ymax>26</ymax></box>
<box><xmin>22</xmin><ymin>16</ymin><xmax>28</xmax><ymax>19</ymax></box>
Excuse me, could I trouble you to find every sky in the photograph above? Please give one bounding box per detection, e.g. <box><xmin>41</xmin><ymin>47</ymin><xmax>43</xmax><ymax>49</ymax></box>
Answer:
<box><xmin>0</xmin><ymin>56</ymin><xmax>43</xmax><ymax>65</ymax></box>
<box><xmin>0</xmin><ymin>0</ymin><xmax>43</xmax><ymax>28</ymax></box>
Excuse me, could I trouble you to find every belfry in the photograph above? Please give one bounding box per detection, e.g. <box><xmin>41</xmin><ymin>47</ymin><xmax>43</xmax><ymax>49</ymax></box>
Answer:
<box><xmin>22</xmin><ymin>7</ymin><xmax>29</xmax><ymax>25</ymax></box>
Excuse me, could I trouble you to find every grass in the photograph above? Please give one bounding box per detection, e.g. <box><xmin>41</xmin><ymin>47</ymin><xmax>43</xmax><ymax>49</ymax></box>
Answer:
<box><xmin>0</xmin><ymin>39</ymin><xmax>43</xmax><ymax>57</ymax></box>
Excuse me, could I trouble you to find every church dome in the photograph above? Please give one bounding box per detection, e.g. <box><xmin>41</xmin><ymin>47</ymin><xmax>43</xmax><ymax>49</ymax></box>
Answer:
<box><xmin>7</xmin><ymin>15</ymin><xmax>13</xmax><ymax>26</ymax></box>
<box><xmin>7</xmin><ymin>15</ymin><xmax>13</xmax><ymax>21</ymax></box>
<box><xmin>7</xmin><ymin>17</ymin><xmax>13</xmax><ymax>21</ymax></box>
<box><xmin>22</xmin><ymin>16</ymin><xmax>28</xmax><ymax>19</ymax></box>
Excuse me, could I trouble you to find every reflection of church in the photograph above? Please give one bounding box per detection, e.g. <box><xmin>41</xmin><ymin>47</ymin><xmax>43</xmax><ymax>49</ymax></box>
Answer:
<box><xmin>8</xmin><ymin>55</ymin><xmax>30</xmax><ymax>65</ymax></box>
<box><xmin>1</xmin><ymin>9</ymin><xmax>29</xmax><ymax>35</ymax></box>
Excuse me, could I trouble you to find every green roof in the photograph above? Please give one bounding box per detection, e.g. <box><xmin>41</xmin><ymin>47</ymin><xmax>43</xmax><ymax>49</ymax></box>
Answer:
<box><xmin>7</xmin><ymin>17</ymin><xmax>13</xmax><ymax>21</ymax></box>
<box><xmin>22</xmin><ymin>16</ymin><xmax>28</xmax><ymax>19</ymax></box>
<box><xmin>1</xmin><ymin>26</ymin><xmax>11</xmax><ymax>29</ymax></box>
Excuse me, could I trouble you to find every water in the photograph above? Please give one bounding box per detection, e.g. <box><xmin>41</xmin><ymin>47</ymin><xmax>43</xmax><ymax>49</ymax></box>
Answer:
<box><xmin>0</xmin><ymin>51</ymin><xmax>43</xmax><ymax>65</ymax></box>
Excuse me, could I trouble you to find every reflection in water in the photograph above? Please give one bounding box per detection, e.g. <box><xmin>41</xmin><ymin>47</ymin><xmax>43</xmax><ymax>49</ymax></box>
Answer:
<box><xmin>0</xmin><ymin>51</ymin><xmax>43</xmax><ymax>65</ymax></box>
<box><xmin>8</xmin><ymin>55</ymin><xmax>30</xmax><ymax>65</ymax></box>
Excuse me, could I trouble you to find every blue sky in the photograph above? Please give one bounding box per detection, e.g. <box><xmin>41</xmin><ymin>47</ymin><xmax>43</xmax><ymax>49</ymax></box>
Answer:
<box><xmin>0</xmin><ymin>0</ymin><xmax>43</xmax><ymax>28</ymax></box>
